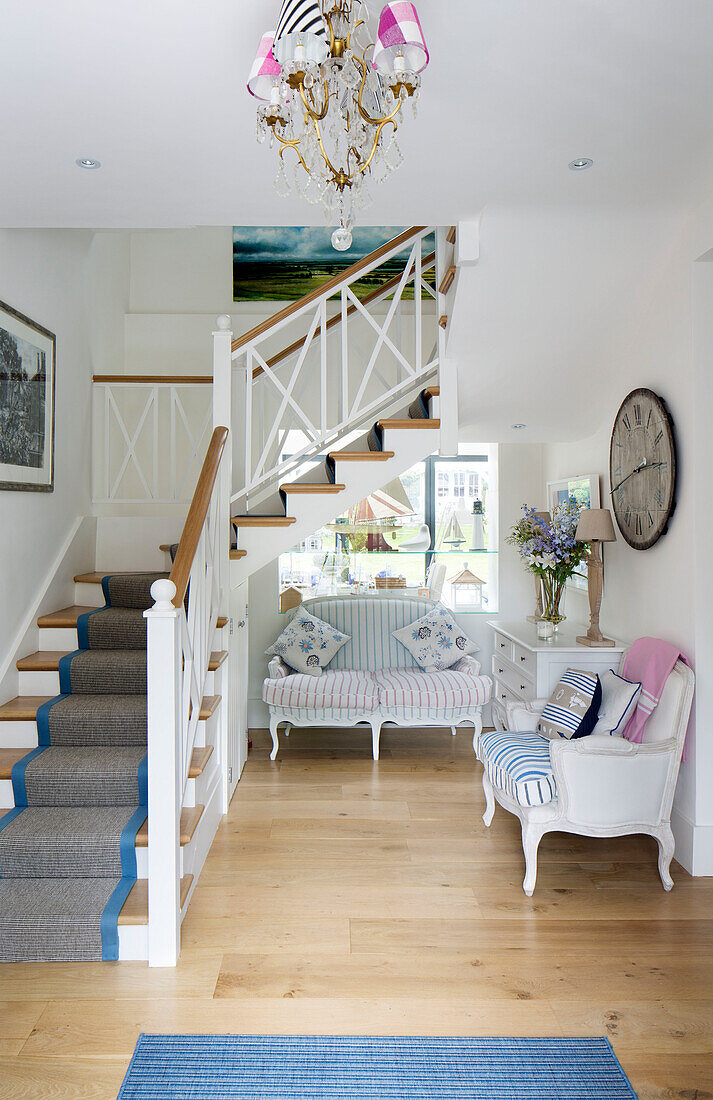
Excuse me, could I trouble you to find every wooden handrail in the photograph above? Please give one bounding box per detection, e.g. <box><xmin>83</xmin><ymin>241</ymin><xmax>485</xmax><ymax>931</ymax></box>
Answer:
<box><xmin>231</xmin><ymin>225</ymin><xmax>428</xmax><ymax>354</ymax></box>
<box><xmin>169</xmin><ymin>426</ymin><xmax>229</xmax><ymax>607</ymax></box>
<box><xmin>253</xmin><ymin>250</ymin><xmax>437</xmax><ymax>380</ymax></box>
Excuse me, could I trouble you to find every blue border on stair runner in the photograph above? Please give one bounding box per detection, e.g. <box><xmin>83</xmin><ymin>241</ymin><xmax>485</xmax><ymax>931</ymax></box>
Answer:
<box><xmin>36</xmin><ymin>695</ymin><xmax>69</xmax><ymax>746</ymax></box>
<box><xmin>100</xmin><ymin>807</ymin><xmax>147</xmax><ymax>960</ymax></box>
<box><xmin>138</xmin><ymin>755</ymin><xmax>148</xmax><ymax>805</ymax></box>
<box><xmin>101</xmin><ymin>575</ymin><xmax>113</xmax><ymax>606</ymax></box>
<box><xmin>76</xmin><ymin>607</ymin><xmax>106</xmax><ymax>650</ymax></box>
<box><xmin>0</xmin><ymin>807</ymin><xmax>24</xmax><ymax>843</ymax></box>
<box><xmin>58</xmin><ymin>651</ymin><xmax>82</xmax><ymax>694</ymax></box>
<box><xmin>10</xmin><ymin>747</ymin><xmax>47</xmax><ymax>807</ymax></box>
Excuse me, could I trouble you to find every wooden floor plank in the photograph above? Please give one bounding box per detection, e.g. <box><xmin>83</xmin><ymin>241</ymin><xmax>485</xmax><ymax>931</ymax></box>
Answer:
<box><xmin>3</xmin><ymin>725</ymin><xmax>713</xmax><ymax>1100</ymax></box>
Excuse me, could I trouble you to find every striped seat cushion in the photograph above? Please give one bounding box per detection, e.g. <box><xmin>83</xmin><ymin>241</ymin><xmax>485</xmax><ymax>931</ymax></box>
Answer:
<box><xmin>263</xmin><ymin>670</ymin><xmax>378</xmax><ymax>711</ymax></box>
<box><xmin>479</xmin><ymin>730</ymin><xmax>557</xmax><ymax>807</ymax></box>
<box><xmin>373</xmin><ymin>668</ymin><xmax>491</xmax><ymax>710</ymax></box>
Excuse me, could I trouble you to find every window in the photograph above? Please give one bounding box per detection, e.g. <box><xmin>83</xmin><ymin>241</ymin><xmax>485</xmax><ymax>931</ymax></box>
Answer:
<box><xmin>278</xmin><ymin>452</ymin><xmax>498</xmax><ymax>611</ymax></box>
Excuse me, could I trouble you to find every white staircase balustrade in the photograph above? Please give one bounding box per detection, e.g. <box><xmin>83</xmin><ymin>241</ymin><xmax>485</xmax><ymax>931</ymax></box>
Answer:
<box><xmin>144</xmin><ymin>425</ymin><xmax>230</xmax><ymax>967</ymax></box>
<box><xmin>231</xmin><ymin>226</ymin><xmax>439</xmax><ymax>505</ymax></box>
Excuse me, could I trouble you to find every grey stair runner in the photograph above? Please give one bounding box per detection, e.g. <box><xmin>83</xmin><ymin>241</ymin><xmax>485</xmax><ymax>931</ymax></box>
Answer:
<box><xmin>0</xmin><ymin>571</ymin><xmax>166</xmax><ymax>962</ymax></box>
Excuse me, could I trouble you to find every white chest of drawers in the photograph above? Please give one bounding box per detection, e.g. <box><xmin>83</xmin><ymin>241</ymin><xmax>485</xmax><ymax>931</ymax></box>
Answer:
<box><xmin>489</xmin><ymin>621</ymin><xmax>626</xmax><ymax>731</ymax></box>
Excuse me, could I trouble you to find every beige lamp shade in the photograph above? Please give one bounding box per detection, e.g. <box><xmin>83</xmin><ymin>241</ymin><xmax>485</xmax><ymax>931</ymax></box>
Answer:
<box><xmin>575</xmin><ymin>508</ymin><xmax>617</xmax><ymax>542</ymax></box>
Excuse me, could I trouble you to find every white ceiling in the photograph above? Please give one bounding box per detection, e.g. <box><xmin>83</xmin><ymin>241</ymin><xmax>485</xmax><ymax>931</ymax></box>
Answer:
<box><xmin>1</xmin><ymin>0</ymin><xmax>713</xmax><ymax>227</ymax></box>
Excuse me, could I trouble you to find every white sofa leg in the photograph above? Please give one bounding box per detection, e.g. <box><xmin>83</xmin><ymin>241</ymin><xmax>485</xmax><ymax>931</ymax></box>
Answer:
<box><xmin>522</xmin><ymin>823</ymin><xmax>543</xmax><ymax>896</ymax></box>
<box><xmin>451</xmin><ymin>725</ymin><xmax>457</xmax><ymax>736</ymax></box>
<box><xmin>370</xmin><ymin>719</ymin><xmax>381</xmax><ymax>761</ymax></box>
<box><xmin>269</xmin><ymin>715</ymin><xmax>280</xmax><ymax>761</ymax></box>
<box><xmin>472</xmin><ymin>713</ymin><xmax>482</xmax><ymax>754</ymax></box>
<box><xmin>482</xmin><ymin>769</ymin><xmax>495</xmax><ymax>827</ymax></box>
<box><xmin>655</xmin><ymin>824</ymin><xmax>675</xmax><ymax>891</ymax></box>
<box><xmin>284</xmin><ymin>723</ymin><xmax>291</xmax><ymax>738</ymax></box>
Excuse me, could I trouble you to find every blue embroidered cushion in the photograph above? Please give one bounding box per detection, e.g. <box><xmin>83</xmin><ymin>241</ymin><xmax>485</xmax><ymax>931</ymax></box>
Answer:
<box><xmin>265</xmin><ymin>607</ymin><xmax>350</xmax><ymax>677</ymax></box>
<box><xmin>391</xmin><ymin>606</ymin><xmax>478</xmax><ymax>672</ymax></box>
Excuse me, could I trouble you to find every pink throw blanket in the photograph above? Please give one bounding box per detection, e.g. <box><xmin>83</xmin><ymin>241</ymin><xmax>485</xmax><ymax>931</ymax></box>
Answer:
<box><xmin>621</xmin><ymin>637</ymin><xmax>691</xmax><ymax>758</ymax></box>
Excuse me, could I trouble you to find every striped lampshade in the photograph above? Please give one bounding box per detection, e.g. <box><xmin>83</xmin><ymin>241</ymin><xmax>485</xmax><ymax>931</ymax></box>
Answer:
<box><xmin>273</xmin><ymin>0</ymin><xmax>329</xmax><ymax>66</ymax></box>
<box><xmin>372</xmin><ymin>2</ymin><xmax>429</xmax><ymax>74</ymax></box>
<box><xmin>247</xmin><ymin>32</ymin><xmax>282</xmax><ymax>100</ymax></box>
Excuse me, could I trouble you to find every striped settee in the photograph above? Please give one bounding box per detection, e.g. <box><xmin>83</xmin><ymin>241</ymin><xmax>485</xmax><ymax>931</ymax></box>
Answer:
<box><xmin>263</xmin><ymin>596</ymin><xmax>492</xmax><ymax>760</ymax></box>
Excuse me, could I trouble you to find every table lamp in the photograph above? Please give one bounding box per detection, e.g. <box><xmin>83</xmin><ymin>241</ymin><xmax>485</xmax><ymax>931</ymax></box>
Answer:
<box><xmin>575</xmin><ymin>508</ymin><xmax>617</xmax><ymax>647</ymax></box>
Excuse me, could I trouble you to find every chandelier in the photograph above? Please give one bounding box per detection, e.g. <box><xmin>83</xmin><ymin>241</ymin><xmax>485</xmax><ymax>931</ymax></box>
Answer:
<box><xmin>247</xmin><ymin>1</ymin><xmax>429</xmax><ymax>250</ymax></box>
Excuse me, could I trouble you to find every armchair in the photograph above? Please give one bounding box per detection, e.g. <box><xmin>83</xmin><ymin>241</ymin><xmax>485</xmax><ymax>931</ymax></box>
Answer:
<box><xmin>477</xmin><ymin>656</ymin><xmax>694</xmax><ymax>895</ymax></box>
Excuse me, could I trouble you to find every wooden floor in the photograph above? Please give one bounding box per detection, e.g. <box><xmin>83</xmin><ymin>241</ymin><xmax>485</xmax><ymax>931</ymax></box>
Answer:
<box><xmin>1</xmin><ymin>726</ymin><xmax>713</xmax><ymax>1099</ymax></box>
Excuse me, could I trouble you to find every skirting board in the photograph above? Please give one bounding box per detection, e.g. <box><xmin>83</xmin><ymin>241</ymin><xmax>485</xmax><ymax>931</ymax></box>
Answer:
<box><xmin>671</xmin><ymin>806</ymin><xmax>713</xmax><ymax>876</ymax></box>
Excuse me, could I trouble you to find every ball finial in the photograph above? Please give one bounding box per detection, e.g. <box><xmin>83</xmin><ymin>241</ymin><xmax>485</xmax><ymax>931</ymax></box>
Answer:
<box><xmin>150</xmin><ymin>578</ymin><xmax>177</xmax><ymax>609</ymax></box>
<box><xmin>216</xmin><ymin>314</ymin><xmax>231</xmax><ymax>331</ymax></box>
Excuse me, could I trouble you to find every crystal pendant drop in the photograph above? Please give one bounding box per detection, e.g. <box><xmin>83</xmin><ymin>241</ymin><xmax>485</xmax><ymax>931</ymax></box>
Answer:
<box><xmin>274</xmin><ymin>162</ymin><xmax>291</xmax><ymax>198</ymax></box>
<box><xmin>332</xmin><ymin>224</ymin><xmax>353</xmax><ymax>251</ymax></box>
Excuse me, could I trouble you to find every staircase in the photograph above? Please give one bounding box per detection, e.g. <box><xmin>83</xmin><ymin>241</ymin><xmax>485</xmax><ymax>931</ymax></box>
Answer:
<box><xmin>226</xmin><ymin>224</ymin><xmax>457</xmax><ymax>583</ymax></box>
<box><xmin>0</xmin><ymin>226</ymin><xmax>459</xmax><ymax>967</ymax></box>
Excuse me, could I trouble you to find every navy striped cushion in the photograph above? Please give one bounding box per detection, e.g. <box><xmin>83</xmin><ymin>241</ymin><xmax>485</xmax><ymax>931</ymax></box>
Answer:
<box><xmin>537</xmin><ymin>668</ymin><xmax>601</xmax><ymax>740</ymax></box>
<box><xmin>480</xmin><ymin>730</ymin><xmax>557</xmax><ymax>807</ymax></box>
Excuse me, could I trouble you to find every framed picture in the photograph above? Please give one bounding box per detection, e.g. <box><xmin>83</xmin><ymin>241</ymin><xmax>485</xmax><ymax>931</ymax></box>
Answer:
<box><xmin>0</xmin><ymin>300</ymin><xmax>55</xmax><ymax>492</ymax></box>
<box><xmin>546</xmin><ymin>473</ymin><xmax>600</xmax><ymax>591</ymax></box>
<box><xmin>233</xmin><ymin>225</ymin><xmax>436</xmax><ymax>302</ymax></box>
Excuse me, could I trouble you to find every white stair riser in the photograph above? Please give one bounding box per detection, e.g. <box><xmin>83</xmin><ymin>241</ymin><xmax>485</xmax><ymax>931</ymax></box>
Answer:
<box><xmin>118</xmin><ymin>923</ymin><xmax>147</xmax><ymax>961</ymax></box>
<box><xmin>74</xmin><ymin>582</ymin><xmax>105</xmax><ymax>607</ymax></box>
<box><xmin>0</xmin><ymin>721</ymin><xmax>37</xmax><ymax>748</ymax></box>
<box><xmin>233</xmin><ymin>427</ymin><xmax>439</xmax><ymax>585</ymax></box>
<box><xmin>18</xmin><ymin>670</ymin><xmax>60</xmax><ymax>695</ymax></box>
<box><xmin>39</xmin><ymin>627</ymin><xmax>80</xmax><ymax>650</ymax></box>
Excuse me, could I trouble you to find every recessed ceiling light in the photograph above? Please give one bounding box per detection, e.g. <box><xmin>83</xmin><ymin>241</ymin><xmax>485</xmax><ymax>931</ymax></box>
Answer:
<box><xmin>511</xmin><ymin>423</ymin><xmax>526</xmax><ymax>430</ymax></box>
<box><xmin>75</xmin><ymin>157</ymin><xmax>101</xmax><ymax>169</ymax></box>
<box><xmin>569</xmin><ymin>157</ymin><xmax>593</xmax><ymax>171</ymax></box>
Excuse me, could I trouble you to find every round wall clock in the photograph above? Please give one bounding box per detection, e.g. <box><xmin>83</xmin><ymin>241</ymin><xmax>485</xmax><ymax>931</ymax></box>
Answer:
<box><xmin>609</xmin><ymin>388</ymin><xmax>677</xmax><ymax>550</ymax></box>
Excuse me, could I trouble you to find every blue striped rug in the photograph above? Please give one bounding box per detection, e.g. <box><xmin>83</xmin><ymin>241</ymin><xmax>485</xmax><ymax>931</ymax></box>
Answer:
<box><xmin>117</xmin><ymin>1035</ymin><xmax>637</xmax><ymax>1098</ymax></box>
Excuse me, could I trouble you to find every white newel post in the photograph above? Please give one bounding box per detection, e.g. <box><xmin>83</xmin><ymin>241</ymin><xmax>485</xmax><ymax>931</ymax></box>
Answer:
<box><xmin>145</xmin><ymin>578</ymin><xmax>182</xmax><ymax>967</ymax></box>
<box><xmin>213</xmin><ymin>316</ymin><xmax>233</xmax><ymax>812</ymax></box>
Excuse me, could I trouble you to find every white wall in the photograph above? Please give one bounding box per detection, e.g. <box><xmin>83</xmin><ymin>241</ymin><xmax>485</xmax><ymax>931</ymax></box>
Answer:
<box><xmin>0</xmin><ymin>230</ymin><xmax>94</xmax><ymax>675</ymax></box>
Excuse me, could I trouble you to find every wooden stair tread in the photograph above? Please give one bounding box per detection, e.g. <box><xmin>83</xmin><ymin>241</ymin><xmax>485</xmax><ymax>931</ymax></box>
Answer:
<box><xmin>230</xmin><ymin>548</ymin><xmax>247</xmax><ymax>559</ymax></box>
<box><xmin>158</xmin><ymin>543</ymin><xmax>175</xmax><ymax>553</ymax></box>
<box><xmin>0</xmin><ymin>746</ymin><xmax>212</xmax><ymax>781</ymax></box>
<box><xmin>73</xmin><ymin>572</ymin><xmax>106</xmax><ymax>585</ymax></box>
<box><xmin>0</xmin><ymin>696</ymin><xmax>53</xmax><ymax>721</ymax></box>
<box><xmin>0</xmin><ymin>694</ymin><xmax>219</xmax><ymax>722</ymax></box>
<box><xmin>377</xmin><ymin>418</ymin><xmax>440</xmax><ymax>430</ymax></box>
<box><xmin>328</xmin><ymin>450</ymin><xmax>395</xmax><ymax>461</ymax></box>
<box><xmin>423</xmin><ymin>385</ymin><xmax>440</xmax><ymax>397</ymax></box>
<box><xmin>209</xmin><ymin>650</ymin><xmax>228</xmax><ymax>671</ymax></box>
<box><xmin>216</xmin><ymin>616</ymin><xmax>228</xmax><ymax>629</ymax></box>
<box><xmin>280</xmin><ymin>483</ymin><xmax>346</xmax><ymax>493</ymax></box>
<box><xmin>37</xmin><ymin>606</ymin><xmax>96</xmax><ymax>629</ymax></box>
<box><xmin>0</xmin><ymin>748</ymin><xmax>28</xmax><ymax>777</ymax></box>
<box><xmin>16</xmin><ymin>652</ymin><xmax>68</xmax><ymax>672</ymax></box>
<box><xmin>17</xmin><ymin>651</ymin><xmax>227</xmax><ymax>673</ymax></box>
<box><xmin>189</xmin><ymin>745</ymin><xmax>213</xmax><ymax>778</ymax></box>
<box><xmin>135</xmin><ymin>804</ymin><xmax>204</xmax><ymax>847</ymax></box>
<box><xmin>231</xmin><ymin>516</ymin><xmax>296</xmax><ymax>527</ymax></box>
<box><xmin>118</xmin><ymin>874</ymin><xmax>193</xmax><ymax>926</ymax></box>
<box><xmin>447</xmin><ymin>225</ymin><xmax>457</xmax><ymax>244</ymax></box>
<box><xmin>439</xmin><ymin>264</ymin><xmax>456</xmax><ymax>294</ymax></box>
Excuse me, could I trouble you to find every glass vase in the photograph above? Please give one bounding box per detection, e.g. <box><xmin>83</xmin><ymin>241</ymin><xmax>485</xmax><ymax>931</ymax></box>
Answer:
<box><xmin>540</xmin><ymin>572</ymin><xmax>566</xmax><ymax>628</ymax></box>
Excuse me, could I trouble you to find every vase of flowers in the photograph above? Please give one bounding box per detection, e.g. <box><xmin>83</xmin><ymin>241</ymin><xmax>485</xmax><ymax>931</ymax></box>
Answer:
<box><xmin>507</xmin><ymin>499</ymin><xmax>588</xmax><ymax>628</ymax></box>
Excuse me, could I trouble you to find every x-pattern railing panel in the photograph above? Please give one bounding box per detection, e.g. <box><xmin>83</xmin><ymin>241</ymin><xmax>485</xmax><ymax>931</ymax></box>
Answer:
<box><xmin>233</xmin><ymin>232</ymin><xmax>439</xmax><ymax>502</ymax></box>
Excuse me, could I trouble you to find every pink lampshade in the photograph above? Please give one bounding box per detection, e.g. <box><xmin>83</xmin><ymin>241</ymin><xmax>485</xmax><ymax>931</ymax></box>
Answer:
<box><xmin>247</xmin><ymin>32</ymin><xmax>282</xmax><ymax>100</ymax></box>
<box><xmin>372</xmin><ymin>2</ymin><xmax>429</xmax><ymax>75</ymax></box>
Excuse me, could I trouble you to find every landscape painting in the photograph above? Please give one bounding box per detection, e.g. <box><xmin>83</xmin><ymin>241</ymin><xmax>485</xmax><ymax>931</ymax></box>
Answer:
<box><xmin>0</xmin><ymin>300</ymin><xmax>55</xmax><ymax>492</ymax></box>
<box><xmin>233</xmin><ymin>226</ymin><xmax>436</xmax><ymax>302</ymax></box>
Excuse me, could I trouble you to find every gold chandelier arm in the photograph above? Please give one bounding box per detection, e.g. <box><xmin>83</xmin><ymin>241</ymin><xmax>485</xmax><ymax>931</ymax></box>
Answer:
<box><xmin>277</xmin><ymin>137</ymin><xmax>309</xmax><ymax>175</ymax></box>
<box><xmin>352</xmin><ymin>52</ymin><xmax>404</xmax><ymax>127</ymax></box>
<box><xmin>311</xmin><ymin>116</ymin><xmax>341</xmax><ymax>182</ymax></box>
<box><xmin>299</xmin><ymin>79</ymin><xmax>330</xmax><ymax>122</ymax></box>
<box><xmin>356</xmin><ymin>118</ymin><xmax>397</xmax><ymax>176</ymax></box>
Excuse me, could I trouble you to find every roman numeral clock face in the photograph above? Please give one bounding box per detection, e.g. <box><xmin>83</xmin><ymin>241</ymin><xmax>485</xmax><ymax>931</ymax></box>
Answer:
<box><xmin>609</xmin><ymin>388</ymin><xmax>677</xmax><ymax>550</ymax></box>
